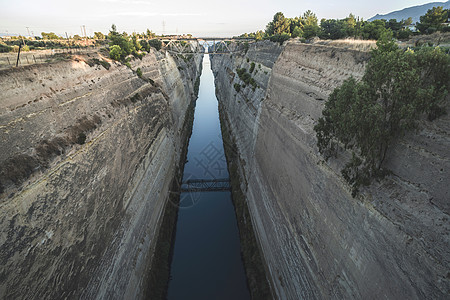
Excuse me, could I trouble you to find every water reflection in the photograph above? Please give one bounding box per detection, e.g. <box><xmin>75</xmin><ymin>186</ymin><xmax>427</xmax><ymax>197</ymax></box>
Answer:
<box><xmin>167</xmin><ymin>55</ymin><xmax>250</xmax><ymax>300</ymax></box>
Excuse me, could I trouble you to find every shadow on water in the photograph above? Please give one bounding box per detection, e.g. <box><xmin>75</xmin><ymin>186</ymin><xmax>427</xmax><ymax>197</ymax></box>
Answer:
<box><xmin>167</xmin><ymin>55</ymin><xmax>250</xmax><ymax>300</ymax></box>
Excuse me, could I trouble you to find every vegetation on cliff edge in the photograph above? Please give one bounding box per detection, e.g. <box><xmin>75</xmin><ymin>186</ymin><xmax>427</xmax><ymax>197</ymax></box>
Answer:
<box><xmin>239</xmin><ymin>6</ymin><xmax>449</xmax><ymax>42</ymax></box>
<box><xmin>314</xmin><ymin>33</ymin><xmax>450</xmax><ymax>196</ymax></box>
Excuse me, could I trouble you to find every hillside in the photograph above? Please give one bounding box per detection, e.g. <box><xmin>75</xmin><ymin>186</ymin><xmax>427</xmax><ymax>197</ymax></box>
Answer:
<box><xmin>369</xmin><ymin>1</ymin><xmax>450</xmax><ymax>23</ymax></box>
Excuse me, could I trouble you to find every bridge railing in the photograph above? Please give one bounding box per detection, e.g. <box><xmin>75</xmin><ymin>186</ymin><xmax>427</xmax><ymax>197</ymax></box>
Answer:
<box><xmin>181</xmin><ymin>178</ymin><xmax>231</xmax><ymax>192</ymax></box>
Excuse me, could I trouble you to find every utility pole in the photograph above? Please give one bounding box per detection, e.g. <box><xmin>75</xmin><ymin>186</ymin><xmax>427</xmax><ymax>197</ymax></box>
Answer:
<box><xmin>16</xmin><ymin>44</ymin><xmax>22</xmax><ymax>67</ymax></box>
<box><xmin>26</xmin><ymin>27</ymin><xmax>31</xmax><ymax>37</ymax></box>
<box><xmin>83</xmin><ymin>25</ymin><xmax>88</xmax><ymax>46</ymax></box>
<box><xmin>162</xmin><ymin>20</ymin><xmax>166</xmax><ymax>36</ymax></box>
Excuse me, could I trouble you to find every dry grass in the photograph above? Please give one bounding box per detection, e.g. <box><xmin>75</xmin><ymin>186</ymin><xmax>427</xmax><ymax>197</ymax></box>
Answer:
<box><xmin>67</xmin><ymin>115</ymin><xmax>102</xmax><ymax>144</ymax></box>
<box><xmin>402</xmin><ymin>32</ymin><xmax>450</xmax><ymax>47</ymax></box>
<box><xmin>315</xmin><ymin>38</ymin><xmax>377</xmax><ymax>52</ymax></box>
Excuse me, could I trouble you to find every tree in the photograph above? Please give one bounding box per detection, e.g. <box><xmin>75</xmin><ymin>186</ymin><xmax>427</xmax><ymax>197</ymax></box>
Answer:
<box><xmin>73</xmin><ymin>35</ymin><xmax>82</xmax><ymax>40</ymax></box>
<box><xmin>303</xmin><ymin>24</ymin><xmax>319</xmax><ymax>39</ymax></box>
<box><xmin>254</xmin><ymin>30</ymin><xmax>265</xmax><ymax>40</ymax></box>
<box><xmin>266</xmin><ymin>12</ymin><xmax>291</xmax><ymax>36</ymax></box>
<box><xmin>396</xmin><ymin>28</ymin><xmax>412</xmax><ymax>40</ymax></box>
<box><xmin>302</xmin><ymin>10</ymin><xmax>318</xmax><ymax>27</ymax></box>
<box><xmin>94</xmin><ymin>32</ymin><xmax>105</xmax><ymax>40</ymax></box>
<box><xmin>146</xmin><ymin>29</ymin><xmax>156</xmax><ymax>39</ymax></box>
<box><xmin>417</xmin><ymin>6</ymin><xmax>448</xmax><ymax>34</ymax></box>
<box><xmin>131</xmin><ymin>34</ymin><xmax>141</xmax><ymax>51</ymax></box>
<box><xmin>360</xmin><ymin>19</ymin><xmax>389</xmax><ymax>40</ymax></box>
<box><xmin>41</xmin><ymin>32</ymin><xmax>59</xmax><ymax>39</ymax></box>
<box><xmin>148</xmin><ymin>39</ymin><xmax>162</xmax><ymax>51</ymax></box>
<box><xmin>320</xmin><ymin>19</ymin><xmax>347</xmax><ymax>39</ymax></box>
<box><xmin>301</xmin><ymin>10</ymin><xmax>320</xmax><ymax>39</ymax></box>
<box><xmin>314</xmin><ymin>33</ymin><xmax>450</xmax><ymax>195</ymax></box>
<box><xmin>108</xmin><ymin>24</ymin><xmax>134</xmax><ymax>59</ymax></box>
<box><xmin>404</xmin><ymin>17</ymin><xmax>413</xmax><ymax>26</ymax></box>
<box><xmin>387</xmin><ymin>19</ymin><xmax>403</xmax><ymax>32</ymax></box>
<box><xmin>344</xmin><ymin>14</ymin><xmax>357</xmax><ymax>36</ymax></box>
<box><xmin>292</xmin><ymin>26</ymin><xmax>303</xmax><ymax>38</ymax></box>
<box><xmin>109</xmin><ymin>45</ymin><xmax>121</xmax><ymax>60</ymax></box>
<box><xmin>140</xmin><ymin>40</ymin><xmax>149</xmax><ymax>52</ymax></box>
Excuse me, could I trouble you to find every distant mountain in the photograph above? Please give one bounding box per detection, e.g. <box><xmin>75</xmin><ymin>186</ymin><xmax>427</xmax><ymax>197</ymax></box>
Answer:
<box><xmin>369</xmin><ymin>1</ymin><xmax>450</xmax><ymax>23</ymax></box>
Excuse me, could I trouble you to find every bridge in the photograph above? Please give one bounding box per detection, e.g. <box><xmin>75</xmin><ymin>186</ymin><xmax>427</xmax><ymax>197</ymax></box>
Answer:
<box><xmin>181</xmin><ymin>178</ymin><xmax>231</xmax><ymax>192</ymax></box>
<box><xmin>158</xmin><ymin>37</ymin><xmax>255</xmax><ymax>55</ymax></box>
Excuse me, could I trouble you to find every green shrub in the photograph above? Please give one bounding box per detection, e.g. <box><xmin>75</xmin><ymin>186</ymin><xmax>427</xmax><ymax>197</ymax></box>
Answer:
<box><xmin>76</xmin><ymin>132</ymin><xmax>86</xmax><ymax>145</ymax></box>
<box><xmin>396</xmin><ymin>29</ymin><xmax>412</xmax><ymax>40</ymax></box>
<box><xmin>314</xmin><ymin>34</ymin><xmax>450</xmax><ymax>195</ymax></box>
<box><xmin>234</xmin><ymin>83</ymin><xmax>241</xmax><ymax>92</ymax></box>
<box><xmin>88</xmin><ymin>58</ymin><xmax>111</xmax><ymax>70</ymax></box>
<box><xmin>133</xmin><ymin>52</ymin><xmax>144</xmax><ymax>60</ymax></box>
<box><xmin>236</xmin><ymin>67</ymin><xmax>257</xmax><ymax>89</ymax></box>
<box><xmin>249</xmin><ymin>62</ymin><xmax>255</xmax><ymax>73</ymax></box>
<box><xmin>98</xmin><ymin>59</ymin><xmax>111</xmax><ymax>70</ymax></box>
<box><xmin>109</xmin><ymin>45</ymin><xmax>122</xmax><ymax>60</ymax></box>
<box><xmin>136</xmin><ymin>67</ymin><xmax>143</xmax><ymax>78</ymax></box>
<box><xmin>140</xmin><ymin>40</ymin><xmax>149</xmax><ymax>52</ymax></box>
<box><xmin>130</xmin><ymin>93</ymin><xmax>141</xmax><ymax>103</ymax></box>
<box><xmin>268</xmin><ymin>33</ymin><xmax>290</xmax><ymax>44</ymax></box>
<box><xmin>0</xmin><ymin>43</ymin><xmax>12</xmax><ymax>52</ymax></box>
<box><xmin>149</xmin><ymin>39</ymin><xmax>162</xmax><ymax>51</ymax></box>
<box><xmin>108</xmin><ymin>24</ymin><xmax>134</xmax><ymax>59</ymax></box>
<box><xmin>243</xmin><ymin>42</ymin><xmax>249</xmax><ymax>53</ymax></box>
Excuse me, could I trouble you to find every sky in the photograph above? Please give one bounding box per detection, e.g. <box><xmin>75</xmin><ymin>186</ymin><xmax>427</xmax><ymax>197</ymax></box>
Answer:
<box><xmin>0</xmin><ymin>0</ymin><xmax>445</xmax><ymax>37</ymax></box>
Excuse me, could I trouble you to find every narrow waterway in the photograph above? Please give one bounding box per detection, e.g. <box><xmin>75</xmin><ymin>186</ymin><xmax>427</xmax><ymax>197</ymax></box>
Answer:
<box><xmin>167</xmin><ymin>55</ymin><xmax>250</xmax><ymax>300</ymax></box>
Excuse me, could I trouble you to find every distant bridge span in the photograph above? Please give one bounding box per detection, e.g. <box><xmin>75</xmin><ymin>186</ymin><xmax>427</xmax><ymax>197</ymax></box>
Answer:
<box><xmin>181</xmin><ymin>178</ymin><xmax>231</xmax><ymax>192</ymax></box>
<box><xmin>156</xmin><ymin>37</ymin><xmax>255</xmax><ymax>55</ymax></box>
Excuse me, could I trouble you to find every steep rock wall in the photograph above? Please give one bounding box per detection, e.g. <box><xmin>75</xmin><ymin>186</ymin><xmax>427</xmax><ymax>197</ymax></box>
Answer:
<box><xmin>0</xmin><ymin>47</ymin><xmax>202</xmax><ymax>299</ymax></box>
<box><xmin>212</xmin><ymin>40</ymin><xmax>449</xmax><ymax>299</ymax></box>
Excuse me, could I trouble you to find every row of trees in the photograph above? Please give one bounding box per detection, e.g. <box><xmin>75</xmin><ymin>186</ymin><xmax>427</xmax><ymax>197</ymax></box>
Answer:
<box><xmin>108</xmin><ymin>24</ymin><xmax>161</xmax><ymax>61</ymax></box>
<box><xmin>0</xmin><ymin>25</ymin><xmax>162</xmax><ymax>54</ymax></box>
<box><xmin>3</xmin><ymin>27</ymin><xmax>157</xmax><ymax>41</ymax></box>
<box><xmin>241</xmin><ymin>6</ymin><xmax>449</xmax><ymax>41</ymax></box>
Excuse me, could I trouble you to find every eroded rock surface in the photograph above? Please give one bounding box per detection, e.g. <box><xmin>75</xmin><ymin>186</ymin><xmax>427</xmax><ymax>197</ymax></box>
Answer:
<box><xmin>0</xmin><ymin>47</ymin><xmax>202</xmax><ymax>299</ymax></box>
<box><xmin>212</xmin><ymin>40</ymin><xmax>449</xmax><ymax>299</ymax></box>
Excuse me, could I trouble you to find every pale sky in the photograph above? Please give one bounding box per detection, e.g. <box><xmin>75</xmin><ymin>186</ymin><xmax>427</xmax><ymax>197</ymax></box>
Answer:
<box><xmin>0</xmin><ymin>0</ymin><xmax>444</xmax><ymax>37</ymax></box>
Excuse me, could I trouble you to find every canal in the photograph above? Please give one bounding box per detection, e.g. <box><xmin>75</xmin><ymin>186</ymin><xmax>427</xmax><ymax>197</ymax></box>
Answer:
<box><xmin>167</xmin><ymin>55</ymin><xmax>251</xmax><ymax>300</ymax></box>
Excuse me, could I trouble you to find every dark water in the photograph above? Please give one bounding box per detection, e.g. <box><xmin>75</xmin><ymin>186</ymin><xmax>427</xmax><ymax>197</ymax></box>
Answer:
<box><xmin>167</xmin><ymin>55</ymin><xmax>250</xmax><ymax>300</ymax></box>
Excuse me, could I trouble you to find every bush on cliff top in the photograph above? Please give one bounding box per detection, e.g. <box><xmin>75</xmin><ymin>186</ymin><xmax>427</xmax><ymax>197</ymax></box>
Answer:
<box><xmin>314</xmin><ymin>33</ymin><xmax>450</xmax><ymax>196</ymax></box>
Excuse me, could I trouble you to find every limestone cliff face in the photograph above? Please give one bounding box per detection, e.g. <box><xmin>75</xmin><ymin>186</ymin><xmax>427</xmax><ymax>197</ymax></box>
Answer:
<box><xmin>0</xmin><ymin>47</ymin><xmax>202</xmax><ymax>299</ymax></box>
<box><xmin>212</xmin><ymin>40</ymin><xmax>449</xmax><ymax>299</ymax></box>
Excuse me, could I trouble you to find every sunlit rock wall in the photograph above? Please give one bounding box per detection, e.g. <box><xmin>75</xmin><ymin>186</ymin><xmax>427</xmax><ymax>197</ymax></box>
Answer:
<box><xmin>0</xmin><ymin>46</ymin><xmax>202</xmax><ymax>299</ymax></box>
